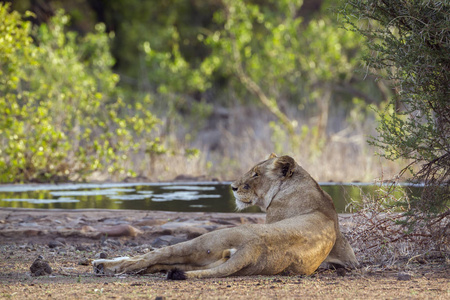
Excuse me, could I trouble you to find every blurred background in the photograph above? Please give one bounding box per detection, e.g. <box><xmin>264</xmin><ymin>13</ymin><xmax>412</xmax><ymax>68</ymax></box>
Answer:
<box><xmin>1</xmin><ymin>0</ymin><xmax>403</xmax><ymax>183</ymax></box>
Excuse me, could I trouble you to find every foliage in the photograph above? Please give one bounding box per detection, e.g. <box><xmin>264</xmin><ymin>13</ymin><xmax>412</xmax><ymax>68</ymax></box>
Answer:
<box><xmin>145</xmin><ymin>0</ymin><xmax>369</xmax><ymax>142</ymax></box>
<box><xmin>341</xmin><ymin>0</ymin><xmax>449</xmax><ymax>241</ymax></box>
<box><xmin>4</xmin><ymin>0</ymin><xmax>399</xmax><ymax>182</ymax></box>
<box><xmin>0</xmin><ymin>4</ymin><xmax>162</xmax><ymax>183</ymax></box>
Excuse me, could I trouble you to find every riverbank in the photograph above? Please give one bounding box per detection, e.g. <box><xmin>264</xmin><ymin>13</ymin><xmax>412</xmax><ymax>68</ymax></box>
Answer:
<box><xmin>0</xmin><ymin>208</ymin><xmax>448</xmax><ymax>299</ymax></box>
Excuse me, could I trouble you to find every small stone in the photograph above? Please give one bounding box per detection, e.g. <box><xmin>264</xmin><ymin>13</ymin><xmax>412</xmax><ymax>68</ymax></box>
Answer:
<box><xmin>30</xmin><ymin>257</ymin><xmax>52</xmax><ymax>276</ymax></box>
<box><xmin>125</xmin><ymin>241</ymin><xmax>139</xmax><ymax>247</ymax></box>
<box><xmin>397</xmin><ymin>272</ymin><xmax>412</xmax><ymax>281</ymax></box>
<box><xmin>105</xmin><ymin>239</ymin><xmax>122</xmax><ymax>247</ymax></box>
<box><xmin>99</xmin><ymin>225</ymin><xmax>142</xmax><ymax>237</ymax></box>
<box><xmin>48</xmin><ymin>241</ymin><xmax>59</xmax><ymax>248</ymax></box>
<box><xmin>130</xmin><ymin>282</ymin><xmax>143</xmax><ymax>286</ymax></box>
<box><xmin>151</xmin><ymin>235</ymin><xmax>187</xmax><ymax>248</ymax></box>
<box><xmin>94</xmin><ymin>252</ymin><xmax>108</xmax><ymax>259</ymax></box>
<box><xmin>75</xmin><ymin>245</ymin><xmax>90</xmax><ymax>252</ymax></box>
<box><xmin>78</xmin><ymin>258</ymin><xmax>92</xmax><ymax>266</ymax></box>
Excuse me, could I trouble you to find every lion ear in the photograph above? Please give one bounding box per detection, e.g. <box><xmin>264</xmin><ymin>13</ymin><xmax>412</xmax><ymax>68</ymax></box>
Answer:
<box><xmin>273</xmin><ymin>156</ymin><xmax>295</xmax><ymax>178</ymax></box>
<box><xmin>268</xmin><ymin>153</ymin><xmax>278</xmax><ymax>159</ymax></box>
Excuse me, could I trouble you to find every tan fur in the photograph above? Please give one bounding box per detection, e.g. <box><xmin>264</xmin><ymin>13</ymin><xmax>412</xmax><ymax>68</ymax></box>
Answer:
<box><xmin>92</xmin><ymin>155</ymin><xmax>358</xmax><ymax>278</ymax></box>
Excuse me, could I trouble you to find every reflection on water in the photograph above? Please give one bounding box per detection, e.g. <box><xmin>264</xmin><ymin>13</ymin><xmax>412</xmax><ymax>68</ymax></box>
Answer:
<box><xmin>50</xmin><ymin>188</ymin><xmax>136</xmax><ymax>197</ymax></box>
<box><xmin>0</xmin><ymin>182</ymin><xmax>423</xmax><ymax>213</ymax></box>
<box><xmin>2</xmin><ymin>197</ymin><xmax>79</xmax><ymax>204</ymax></box>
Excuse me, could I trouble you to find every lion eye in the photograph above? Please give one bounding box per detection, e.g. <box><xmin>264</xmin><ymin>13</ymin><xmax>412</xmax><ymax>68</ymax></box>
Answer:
<box><xmin>252</xmin><ymin>172</ymin><xmax>258</xmax><ymax>178</ymax></box>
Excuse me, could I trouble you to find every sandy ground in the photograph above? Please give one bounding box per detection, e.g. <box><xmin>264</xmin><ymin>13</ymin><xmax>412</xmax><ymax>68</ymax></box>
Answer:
<box><xmin>0</xmin><ymin>208</ymin><xmax>449</xmax><ymax>299</ymax></box>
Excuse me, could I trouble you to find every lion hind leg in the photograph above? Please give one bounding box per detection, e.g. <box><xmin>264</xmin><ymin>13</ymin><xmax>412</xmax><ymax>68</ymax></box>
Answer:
<box><xmin>92</xmin><ymin>240</ymin><xmax>202</xmax><ymax>275</ymax></box>
<box><xmin>146</xmin><ymin>248</ymin><xmax>238</xmax><ymax>275</ymax></box>
<box><xmin>199</xmin><ymin>248</ymin><xmax>237</xmax><ymax>269</ymax></box>
<box><xmin>158</xmin><ymin>248</ymin><xmax>238</xmax><ymax>277</ymax></box>
<box><xmin>169</xmin><ymin>248</ymin><xmax>250</xmax><ymax>280</ymax></box>
<box><xmin>92</xmin><ymin>249</ymin><xmax>174</xmax><ymax>275</ymax></box>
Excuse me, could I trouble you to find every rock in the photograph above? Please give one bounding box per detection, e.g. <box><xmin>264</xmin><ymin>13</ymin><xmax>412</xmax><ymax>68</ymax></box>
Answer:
<box><xmin>397</xmin><ymin>272</ymin><xmax>412</xmax><ymax>281</ymax></box>
<box><xmin>48</xmin><ymin>241</ymin><xmax>65</xmax><ymax>249</ymax></box>
<box><xmin>161</xmin><ymin>221</ymin><xmax>208</xmax><ymax>231</ymax></box>
<box><xmin>30</xmin><ymin>256</ymin><xmax>52</xmax><ymax>276</ymax></box>
<box><xmin>75</xmin><ymin>245</ymin><xmax>91</xmax><ymax>252</ymax></box>
<box><xmin>185</xmin><ymin>227</ymin><xmax>209</xmax><ymax>239</ymax></box>
<box><xmin>78</xmin><ymin>258</ymin><xmax>92</xmax><ymax>266</ymax></box>
<box><xmin>95</xmin><ymin>252</ymin><xmax>108</xmax><ymax>259</ymax></box>
<box><xmin>151</xmin><ymin>236</ymin><xmax>174</xmax><ymax>248</ymax></box>
<box><xmin>135</xmin><ymin>219</ymin><xmax>168</xmax><ymax>227</ymax></box>
<box><xmin>81</xmin><ymin>226</ymin><xmax>96</xmax><ymax>233</ymax></box>
<box><xmin>104</xmin><ymin>239</ymin><xmax>122</xmax><ymax>247</ymax></box>
<box><xmin>55</xmin><ymin>237</ymin><xmax>66</xmax><ymax>244</ymax></box>
<box><xmin>151</xmin><ymin>235</ymin><xmax>188</xmax><ymax>248</ymax></box>
<box><xmin>161</xmin><ymin>222</ymin><xmax>210</xmax><ymax>237</ymax></box>
<box><xmin>19</xmin><ymin>222</ymin><xmax>39</xmax><ymax>227</ymax></box>
<box><xmin>101</xmin><ymin>218</ymin><xmax>130</xmax><ymax>225</ymax></box>
<box><xmin>99</xmin><ymin>225</ymin><xmax>143</xmax><ymax>237</ymax></box>
<box><xmin>124</xmin><ymin>241</ymin><xmax>139</xmax><ymax>247</ymax></box>
<box><xmin>23</xmin><ymin>229</ymin><xmax>42</xmax><ymax>237</ymax></box>
<box><xmin>210</xmin><ymin>218</ymin><xmax>240</xmax><ymax>226</ymax></box>
<box><xmin>140</xmin><ymin>226</ymin><xmax>154</xmax><ymax>231</ymax></box>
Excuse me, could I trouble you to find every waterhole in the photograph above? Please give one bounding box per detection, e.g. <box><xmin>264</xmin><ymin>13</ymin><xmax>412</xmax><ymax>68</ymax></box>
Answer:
<box><xmin>0</xmin><ymin>182</ymin><xmax>422</xmax><ymax>213</ymax></box>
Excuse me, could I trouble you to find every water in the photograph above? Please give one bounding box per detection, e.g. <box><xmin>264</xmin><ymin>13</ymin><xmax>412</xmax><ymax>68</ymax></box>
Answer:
<box><xmin>0</xmin><ymin>182</ymin><xmax>423</xmax><ymax>213</ymax></box>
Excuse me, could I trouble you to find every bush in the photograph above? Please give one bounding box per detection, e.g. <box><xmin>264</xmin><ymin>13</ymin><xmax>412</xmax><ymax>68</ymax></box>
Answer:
<box><xmin>341</xmin><ymin>0</ymin><xmax>449</xmax><ymax>244</ymax></box>
<box><xmin>0</xmin><ymin>4</ymin><xmax>162</xmax><ymax>182</ymax></box>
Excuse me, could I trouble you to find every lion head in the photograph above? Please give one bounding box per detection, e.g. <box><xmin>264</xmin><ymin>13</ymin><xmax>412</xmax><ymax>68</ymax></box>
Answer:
<box><xmin>231</xmin><ymin>153</ymin><xmax>297</xmax><ymax>211</ymax></box>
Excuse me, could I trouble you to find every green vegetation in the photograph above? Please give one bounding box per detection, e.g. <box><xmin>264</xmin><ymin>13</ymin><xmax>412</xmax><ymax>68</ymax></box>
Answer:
<box><xmin>341</xmin><ymin>0</ymin><xmax>449</xmax><ymax>244</ymax></box>
<box><xmin>137</xmin><ymin>0</ymin><xmax>388</xmax><ymax>179</ymax></box>
<box><xmin>2</xmin><ymin>0</ymin><xmax>392</xmax><ymax>183</ymax></box>
<box><xmin>0</xmin><ymin>4</ymin><xmax>162</xmax><ymax>182</ymax></box>
<box><xmin>6</xmin><ymin>0</ymin><xmax>447</xmax><ymax>188</ymax></box>
<box><xmin>145</xmin><ymin>0</ymin><xmax>372</xmax><ymax>135</ymax></box>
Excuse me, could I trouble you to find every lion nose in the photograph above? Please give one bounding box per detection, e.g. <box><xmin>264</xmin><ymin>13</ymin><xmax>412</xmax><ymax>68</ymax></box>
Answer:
<box><xmin>231</xmin><ymin>185</ymin><xmax>238</xmax><ymax>192</ymax></box>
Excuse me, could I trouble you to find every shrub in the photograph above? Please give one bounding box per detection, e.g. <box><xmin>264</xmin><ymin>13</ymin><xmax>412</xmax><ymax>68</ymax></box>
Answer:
<box><xmin>0</xmin><ymin>4</ymin><xmax>162</xmax><ymax>182</ymax></box>
<box><xmin>341</xmin><ymin>0</ymin><xmax>449</xmax><ymax>245</ymax></box>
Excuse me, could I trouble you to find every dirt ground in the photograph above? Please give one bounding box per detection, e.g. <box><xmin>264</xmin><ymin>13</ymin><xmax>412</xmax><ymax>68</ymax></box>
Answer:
<box><xmin>0</xmin><ymin>208</ymin><xmax>449</xmax><ymax>299</ymax></box>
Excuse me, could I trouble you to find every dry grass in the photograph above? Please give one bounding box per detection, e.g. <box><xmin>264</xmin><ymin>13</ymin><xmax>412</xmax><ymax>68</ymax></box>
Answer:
<box><xmin>102</xmin><ymin>105</ymin><xmax>405</xmax><ymax>183</ymax></box>
<box><xmin>343</xmin><ymin>183</ymin><xmax>449</xmax><ymax>270</ymax></box>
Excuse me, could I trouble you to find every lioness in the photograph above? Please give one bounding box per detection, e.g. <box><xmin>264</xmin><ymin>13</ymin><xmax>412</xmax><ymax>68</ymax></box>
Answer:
<box><xmin>93</xmin><ymin>154</ymin><xmax>358</xmax><ymax>279</ymax></box>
